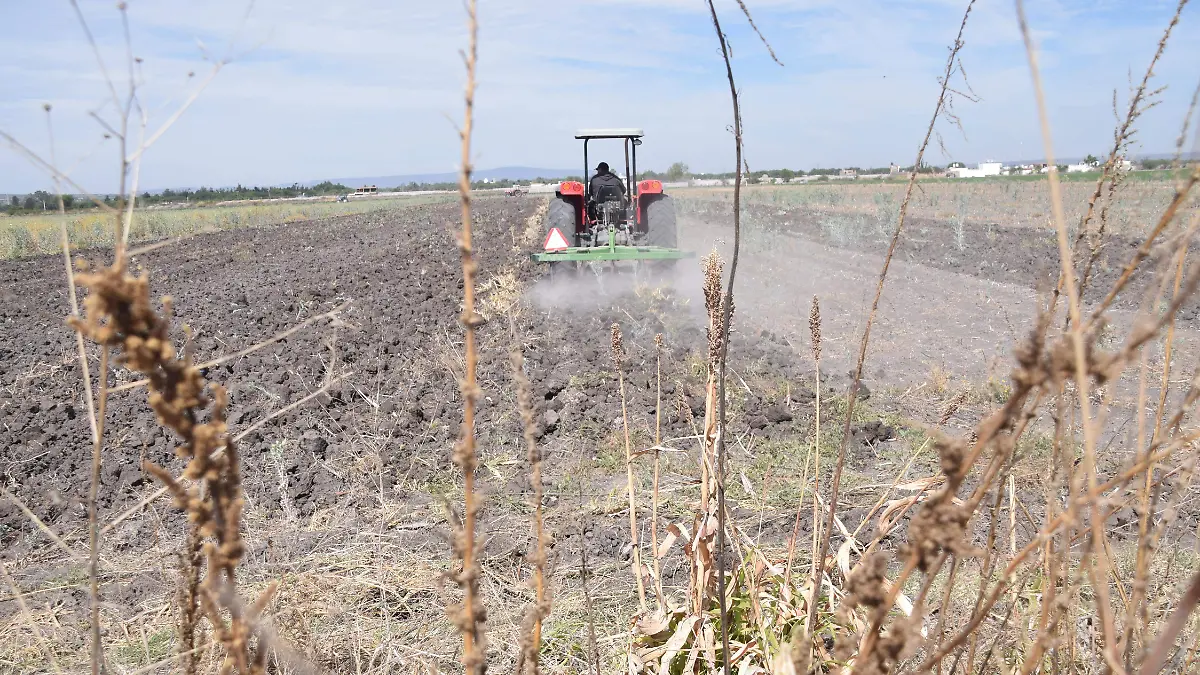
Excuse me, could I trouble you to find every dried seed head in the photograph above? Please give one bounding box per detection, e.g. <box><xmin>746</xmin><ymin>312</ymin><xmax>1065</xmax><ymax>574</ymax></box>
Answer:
<box><xmin>809</xmin><ymin>295</ymin><xmax>822</xmax><ymax>364</ymax></box>
<box><xmin>857</xmin><ymin>615</ymin><xmax>923</xmax><ymax>675</ymax></box>
<box><xmin>702</xmin><ymin>251</ymin><xmax>729</xmax><ymax>368</ymax></box>
<box><xmin>654</xmin><ymin>333</ymin><xmax>664</xmax><ymax>350</ymax></box>
<box><xmin>610</xmin><ymin>323</ymin><xmax>624</xmax><ymax>366</ymax></box>
<box><xmin>839</xmin><ymin>551</ymin><xmax>888</xmax><ymax>619</ymax></box>
<box><xmin>902</xmin><ymin>438</ymin><xmax>975</xmax><ymax>572</ymax></box>
<box><xmin>702</xmin><ymin>250</ymin><xmax>724</xmax><ymax>323</ymax></box>
<box><xmin>68</xmin><ymin>255</ymin><xmax>270</xmax><ymax>670</ymax></box>
<box><xmin>938</xmin><ymin>388</ymin><xmax>969</xmax><ymax>426</ymax></box>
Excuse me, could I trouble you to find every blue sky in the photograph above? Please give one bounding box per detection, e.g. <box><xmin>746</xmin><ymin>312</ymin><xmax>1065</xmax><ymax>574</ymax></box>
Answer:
<box><xmin>0</xmin><ymin>0</ymin><xmax>1196</xmax><ymax>193</ymax></box>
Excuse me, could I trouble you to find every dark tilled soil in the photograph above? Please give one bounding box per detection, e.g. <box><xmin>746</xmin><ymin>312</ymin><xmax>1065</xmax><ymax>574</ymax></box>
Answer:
<box><xmin>0</xmin><ymin>197</ymin><xmax>847</xmax><ymax>565</ymax></box>
<box><xmin>1</xmin><ymin>199</ymin><xmax>536</xmax><ymax>547</ymax></box>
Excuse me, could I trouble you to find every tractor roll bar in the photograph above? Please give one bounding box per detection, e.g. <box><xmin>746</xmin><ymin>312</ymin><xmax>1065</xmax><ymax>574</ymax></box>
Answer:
<box><xmin>577</xmin><ymin>130</ymin><xmax>644</xmax><ymax>209</ymax></box>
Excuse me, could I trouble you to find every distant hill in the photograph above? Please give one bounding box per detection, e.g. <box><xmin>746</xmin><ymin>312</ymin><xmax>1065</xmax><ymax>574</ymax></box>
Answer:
<box><xmin>307</xmin><ymin>166</ymin><xmax>575</xmax><ymax>188</ymax></box>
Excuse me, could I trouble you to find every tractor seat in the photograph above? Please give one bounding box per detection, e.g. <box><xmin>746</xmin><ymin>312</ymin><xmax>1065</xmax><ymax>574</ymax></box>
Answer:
<box><xmin>591</xmin><ymin>183</ymin><xmax>624</xmax><ymax>204</ymax></box>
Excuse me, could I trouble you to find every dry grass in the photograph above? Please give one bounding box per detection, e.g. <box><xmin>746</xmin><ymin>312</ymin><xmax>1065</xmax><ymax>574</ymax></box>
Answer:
<box><xmin>0</xmin><ymin>195</ymin><xmax>454</xmax><ymax>259</ymax></box>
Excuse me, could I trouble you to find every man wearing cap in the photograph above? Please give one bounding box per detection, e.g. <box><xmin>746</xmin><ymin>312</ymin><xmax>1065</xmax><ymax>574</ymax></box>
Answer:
<box><xmin>588</xmin><ymin>161</ymin><xmax>626</xmax><ymax>203</ymax></box>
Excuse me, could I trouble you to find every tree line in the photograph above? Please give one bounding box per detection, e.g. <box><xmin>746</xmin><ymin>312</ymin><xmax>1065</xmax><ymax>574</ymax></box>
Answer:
<box><xmin>5</xmin><ymin>155</ymin><xmax>1183</xmax><ymax>215</ymax></box>
<box><xmin>0</xmin><ymin>182</ymin><xmax>354</xmax><ymax>215</ymax></box>
<box><xmin>635</xmin><ymin>161</ymin><xmax>942</xmax><ymax>182</ymax></box>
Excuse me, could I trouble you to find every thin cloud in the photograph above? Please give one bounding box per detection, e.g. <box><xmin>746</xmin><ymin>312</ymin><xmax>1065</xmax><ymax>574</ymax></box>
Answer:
<box><xmin>0</xmin><ymin>0</ymin><xmax>1195</xmax><ymax>192</ymax></box>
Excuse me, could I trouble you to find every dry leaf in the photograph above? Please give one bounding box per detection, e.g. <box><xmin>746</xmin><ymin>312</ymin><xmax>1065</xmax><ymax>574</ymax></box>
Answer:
<box><xmin>740</xmin><ymin>470</ymin><xmax>756</xmax><ymax>496</ymax></box>
<box><xmin>659</xmin><ymin>615</ymin><xmax>700</xmax><ymax>673</ymax></box>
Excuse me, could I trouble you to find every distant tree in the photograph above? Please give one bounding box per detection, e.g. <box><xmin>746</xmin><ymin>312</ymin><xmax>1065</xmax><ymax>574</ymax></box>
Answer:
<box><xmin>311</xmin><ymin>181</ymin><xmax>349</xmax><ymax>195</ymax></box>
<box><xmin>29</xmin><ymin>190</ymin><xmax>53</xmax><ymax>210</ymax></box>
<box><xmin>1083</xmin><ymin>154</ymin><xmax>1100</xmax><ymax>166</ymax></box>
<box><xmin>948</xmin><ymin>161</ymin><xmax>965</xmax><ymax>169</ymax></box>
<box><xmin>9</xmin><ymin>195</ymin><xmax>17</xmax><ymax>208</ymax></box>
<box><xmin>62</xmin><ymin>195</ymin><xmax>75</xmax><ymax>209</ymax></box>
<box><xmin>23</xmin><ymin>196</ymin><xmax>35</xmax><ymax>210</ymax></box>
<box><xmin>665</xmin><ymin>162</ymin><xmax>690</xmax><ymax>181</ymax></box>
<box><xmin>777</xmin><ymin>168</ymin><xmax>796</xmax><ymax>181</ymax></box>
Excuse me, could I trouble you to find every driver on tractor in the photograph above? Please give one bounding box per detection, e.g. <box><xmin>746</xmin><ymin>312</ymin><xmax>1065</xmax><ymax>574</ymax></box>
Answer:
<box><xmin>588</xmin><ymin>162</ymin><xmax>626</xmax><ymax>204</ymax></box>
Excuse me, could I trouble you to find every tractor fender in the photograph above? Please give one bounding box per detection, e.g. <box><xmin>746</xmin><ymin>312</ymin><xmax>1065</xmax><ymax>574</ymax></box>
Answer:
<box><xmin>635</xmin><ymin>179</ymin><xmax>665</xmax><ymax>228</ymax></box>
<box><xmin>555</xmin><ymin>181</ymin><xmax>587</xmax><ymax>235</ymax></box>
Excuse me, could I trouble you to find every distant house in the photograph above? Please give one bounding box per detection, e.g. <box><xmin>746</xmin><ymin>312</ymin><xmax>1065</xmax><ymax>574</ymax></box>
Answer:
<box><xmin>354</xmin><ymin>185</ymin><xmax>378</xmax><ymax>195</ymax></box>
<box><xmin>1066</xmin><ymin>163</ymin><xmax>1092</xmax><ymax>173</ymax></box>
<box><xmin>949</xmin><ymin>161</ymin><xmax>1003</xmax><ymax>178</ymax></box>
<box><xmin>839</xmin><ymin>168</ymin><xmax>858</xmax><ymax>178</ymax></box>
<box><xmin>690</xmin><ymin>178</ymin><xmax>724</xmax><ymax>187</ymax></box>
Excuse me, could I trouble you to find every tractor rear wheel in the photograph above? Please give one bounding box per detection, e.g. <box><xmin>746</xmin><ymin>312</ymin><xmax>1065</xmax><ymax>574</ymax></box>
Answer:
<box><xmin>546</xmin><ymin>196</ymin><xmax>577</xmax><ymax>244</ymax></box>
<box><xmin>644</xmin><ymin>195</ymin><xmax>677</xmax><ymax>248</ymax></box>
<box><xmin>545</xmin><ymin>196</ymin><xmax>578</xmax><ymax>279</ymax></box>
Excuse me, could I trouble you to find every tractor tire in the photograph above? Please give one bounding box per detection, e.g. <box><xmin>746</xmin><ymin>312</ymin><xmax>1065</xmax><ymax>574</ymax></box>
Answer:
<box><xmin>545</xmin><ymin>196</ymin><xmax>578</xmax><ymax>279</ymax></box>
<box><xmin>644</xmin><ymin>195</ymin><xmax>678</xmax><ymax>248</ymax></box>
<box><xmin>546</xmin><ymin>196</ymin><xmax>577</xmax><ymax>243</ymax></box>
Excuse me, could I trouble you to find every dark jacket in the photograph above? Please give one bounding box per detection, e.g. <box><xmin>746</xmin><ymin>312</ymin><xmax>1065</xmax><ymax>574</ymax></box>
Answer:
<box><xmin>589</xmin><ymin>170</ymin><xmax>626</xmax><ymax>202</ymax></box>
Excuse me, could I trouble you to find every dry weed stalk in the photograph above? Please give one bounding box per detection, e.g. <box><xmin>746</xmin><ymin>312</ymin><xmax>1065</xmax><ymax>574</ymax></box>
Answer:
<box><xmin>1070</xmin><ymin>0</ymin><xmax>1188</xmax><ymax>300</ymax></box>
<box><xmin>178</xmin><ymin>524</ymin><xmax>205</xmax><ymax>672</ymax></box>
<box><xmin>693</xmin><ymin>250</ymin><xmax>726</xmax><ymax>617</ymax></box>
<box><xmin>805</xmin><ymin>296</ymin><xmax>823</xmax><ymax>627</ymax></box>
<box><xmin>701</xmin><ymin>3</ymin><xmax>747</xmax><ymax>669</ymax></box>
<box><xmin>10</xmin><ymin>7</ymin><xmax>253</xmax><ymax>671</ymax></box>
<box><xmin>511</xmin><ymin>330</ymin><xmax>550</xmax><ymax>675</ymax></box>
<box><xmin>575</xmin><ymin>450</ymin><xmax>601</xmax><ymax>675</ymax></box>
<box><xmin>1019</xmin><ymin>0</ymin><xmax>1128</xmax><ymax>668</ymax></box>
<box><xmin>783</xmin><ymin>295</ymin><xmax>821</xmax><ymax>630</ymax></box>
<box><xmin>812</xmin><ymin>0</ymin><xmax>977</xmax><ymax>657</ymax></box>
<box><xmin>447</xmin><ymin>2</ymin><xmax>487</xmax><ymax>672</ymax></box>
<box><xmin>651</xmin><ymin>333</ymin><xmax>667</xmax><ymax>610</ymax></box>
<box><xmin>69</xmin><ymin>256</ymin><xmax>276</xmax><ymax>674</ymax></box>
<box><xmin>612</xmin><ymin>322</ymin><xmax>650</xmax><ymax>614</ymax></box>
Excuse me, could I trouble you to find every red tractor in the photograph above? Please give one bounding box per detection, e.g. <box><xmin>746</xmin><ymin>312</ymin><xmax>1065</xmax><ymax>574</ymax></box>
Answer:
<box><xmin>535</xmin><ymin>129</ymin><xmax>683</xmax><ymax>267</ymax></box>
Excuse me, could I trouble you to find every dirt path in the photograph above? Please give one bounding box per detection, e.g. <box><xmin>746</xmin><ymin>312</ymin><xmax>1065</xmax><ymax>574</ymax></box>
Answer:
<box><xmin>681</xmin><ymin>205</ymin><xmax>1200</xmax><ymax>460</ymax></box>
<box><xmin>685</xmin><ymin>215</ymin><xmax>1038</xmax><ymax>389</ymax></box>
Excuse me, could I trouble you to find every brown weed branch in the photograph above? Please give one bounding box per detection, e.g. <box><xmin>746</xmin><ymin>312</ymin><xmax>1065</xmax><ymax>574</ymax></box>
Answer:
<box><xmin>817</xmin><ymin>2</ymin><xmax>978</xmax><ymax>661</ymax></box>
<box><xmin>450</xmin><ymin>1</ymin><xmax>486</xmax><ymax>671</ymax></box>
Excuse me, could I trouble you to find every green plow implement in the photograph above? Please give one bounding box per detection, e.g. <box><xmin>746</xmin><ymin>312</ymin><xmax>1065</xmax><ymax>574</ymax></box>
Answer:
<box><xmin>530</xmin><ymin>244</ymin><xmax>694</xmax><ymax>263</ymax></box>
<box><xmin>531</xmin><ymin>223</ymin><xmax>694</xmax><ymax>263</ymax></box>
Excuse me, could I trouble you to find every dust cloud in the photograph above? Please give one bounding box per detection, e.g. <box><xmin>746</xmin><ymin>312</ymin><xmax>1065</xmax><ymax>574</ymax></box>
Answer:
<box><xmin>527</xmin><ymin>260</ymin><xmax>706</xmax><ymax>316</ymax></box>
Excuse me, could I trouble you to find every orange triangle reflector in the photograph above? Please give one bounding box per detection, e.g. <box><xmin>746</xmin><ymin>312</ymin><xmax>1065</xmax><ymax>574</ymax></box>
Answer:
<box><xmin>543</xmin><ymin>227</ymin><xmax>570</xmax><ymax>251</ymax></box>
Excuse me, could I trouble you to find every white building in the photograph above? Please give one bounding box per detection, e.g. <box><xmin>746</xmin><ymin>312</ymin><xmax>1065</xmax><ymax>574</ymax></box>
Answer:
<box><xmin>949</xmin><ymin>161</ymin><xmax>1003</xmax><ymax>178</ymax></box>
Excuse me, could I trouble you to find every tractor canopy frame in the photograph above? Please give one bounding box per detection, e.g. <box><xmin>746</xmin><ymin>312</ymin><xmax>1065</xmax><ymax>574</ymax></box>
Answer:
<box><xmin>576</xmin><ymin>128</ymin><xmax>643</xmax><ymax>205</ymax></box>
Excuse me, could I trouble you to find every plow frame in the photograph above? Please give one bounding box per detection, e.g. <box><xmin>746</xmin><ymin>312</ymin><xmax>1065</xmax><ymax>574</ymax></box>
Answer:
<box><xmin>531</xmin><ymin>224</ymin><xmax>694</xmax><ymax>263</ymax></box>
